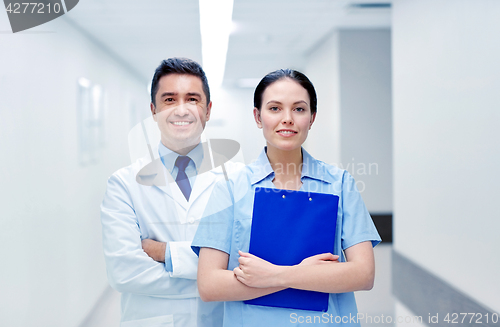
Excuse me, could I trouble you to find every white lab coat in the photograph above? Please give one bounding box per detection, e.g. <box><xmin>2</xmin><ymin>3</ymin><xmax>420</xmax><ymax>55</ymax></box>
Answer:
<box><xmin>101</xmin><ymin>143</ymin><xmax>242</xmax><ymax>327</ymax></box>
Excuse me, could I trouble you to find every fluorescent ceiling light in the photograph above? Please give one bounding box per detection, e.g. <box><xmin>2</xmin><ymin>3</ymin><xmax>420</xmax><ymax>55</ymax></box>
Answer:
<box><xmin>199</xmin><ymin>0</ymin><xmax>234</xmax><ymax>89</ymax></box>
<box><xmin>78</xmin><ymin>77</ymin><xmax>91</xmax><ymax>88</ymax></box>
<box><xmin>237</xmin><ymin>78</ymin><xmax>261</xmax><ymax>89</ymax></box>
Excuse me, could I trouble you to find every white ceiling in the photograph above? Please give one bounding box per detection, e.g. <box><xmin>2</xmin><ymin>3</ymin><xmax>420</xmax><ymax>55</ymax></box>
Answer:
<box><xmin>65</xmin><ymin>0</ymin><xmax>391</xmax><ymax>86</ymax></box>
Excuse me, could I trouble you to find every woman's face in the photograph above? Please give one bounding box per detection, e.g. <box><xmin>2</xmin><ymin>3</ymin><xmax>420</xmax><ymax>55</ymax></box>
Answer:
<box><xmin>254</xmin><ymin>78</ymin><xmax>316</xmax><ymax>153</ymax></box>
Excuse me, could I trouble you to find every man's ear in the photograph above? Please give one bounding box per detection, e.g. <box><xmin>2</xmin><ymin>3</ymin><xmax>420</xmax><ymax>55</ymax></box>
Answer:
<box><xmin>309</xmin><ymin>112</ymin><xmax>316</xmax><ymax>130</ymax></box>
<box><xmin>150</xmin><ymin>103</ymin><xmax>157</xmax><ymax>122</ymax></box>
<box><xmin>253</xmin><ymin>108</ymin><xmax>262</xmax><ymax>129</ymax></box>
<box><xmin>205</xmin><ymin>101</ymin><xmax>212</xmax><ymax>121</ymax></box>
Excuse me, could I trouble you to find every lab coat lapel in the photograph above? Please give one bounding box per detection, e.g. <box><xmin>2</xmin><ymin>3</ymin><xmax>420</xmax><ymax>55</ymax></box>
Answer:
<box><xmin>188</xmin><ymin>147</ymin><xmax>217</xmax><ymax>207</ymax></box>
<box><xmin>188</xmin><ymin>170</ymin><xmax>216</xmax><ymax>207</ymax></box>
<box><xmin>137</xmin><ymin>140</ymin><xmax>221</xmax><ymax>210</ymax></box>
<box><xmin>135</xmin><ymin>155</ymin><xmax>178</xmax><ymax>202</ymax></box>
<box><xmin>167</xmin><ymin>169</ymin><xmax>189</xmax><ymax>211</ymax></box>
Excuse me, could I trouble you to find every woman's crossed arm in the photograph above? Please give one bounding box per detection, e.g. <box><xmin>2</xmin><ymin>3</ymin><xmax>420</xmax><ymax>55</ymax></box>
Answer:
<box><xmin>197</xmin><ymin>241</ymin><xmax>374</xmax><ymax>302</ymax></box>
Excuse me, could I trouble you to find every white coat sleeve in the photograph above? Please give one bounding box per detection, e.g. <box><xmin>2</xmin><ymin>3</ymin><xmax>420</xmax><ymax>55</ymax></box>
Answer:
<box><xmin>167</xmin><ymin>241</ymin><xmax>199</xmax><ymax>280</ymax></box>
<box><xmin>100</xmin><ymin>173</ymin><xmax>198</xmax><ymax>298</ymax></box>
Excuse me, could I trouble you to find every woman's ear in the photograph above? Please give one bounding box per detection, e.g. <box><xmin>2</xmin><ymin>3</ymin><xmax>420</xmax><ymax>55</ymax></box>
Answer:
<box><xmin>309</xmin><ymin>112</ymin><xmax>316</xmax><ymax>130</ymax></box>
<box><xmin>253</xmin><ymin>107</ymin><xmax>263</xmax><ymax>128</ymax></box>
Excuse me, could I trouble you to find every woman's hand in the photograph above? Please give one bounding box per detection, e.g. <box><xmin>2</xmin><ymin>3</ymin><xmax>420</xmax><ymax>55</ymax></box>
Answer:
<box><xmin>233</xmin><ymin>252</ymin><xmax>339</xmax><ymax>289</ymax></box>
<box><xmin>233</xmin><ymin>251</ymin><xmax>284</xmax><ymax>288</ymax></box>
<box><xmin>299</xmin><ymin>253</ymin><xmax>339</xmax><ymax>266</ymax></box>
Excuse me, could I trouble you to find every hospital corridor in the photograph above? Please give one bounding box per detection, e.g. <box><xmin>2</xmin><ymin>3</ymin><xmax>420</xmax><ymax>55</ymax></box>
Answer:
<box><xmin>1</xmin><ymin>0</ymin><xmax>499</xmax><ymax>326</ymax></box>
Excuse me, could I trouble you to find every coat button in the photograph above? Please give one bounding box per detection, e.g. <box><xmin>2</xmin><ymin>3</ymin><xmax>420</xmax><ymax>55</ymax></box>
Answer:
<box><xmin>188</xmin><ymin>217</ymin><xmax>195</xmax><ymax>224</ymax></box>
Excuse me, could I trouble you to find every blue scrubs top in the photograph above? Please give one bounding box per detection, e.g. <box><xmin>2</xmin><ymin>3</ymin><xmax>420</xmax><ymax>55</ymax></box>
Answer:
<box><xmin>192</xmin><ymin>147</ymin><xmax>381</xmax><ymax>326</ymax></box>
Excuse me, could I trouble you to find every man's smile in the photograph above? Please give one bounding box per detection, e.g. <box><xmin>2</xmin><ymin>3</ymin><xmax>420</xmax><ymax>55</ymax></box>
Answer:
<box><xmin>170</xmin><ymin>121</ymin><xmax>194</xmax><ymax>126</ymax></box>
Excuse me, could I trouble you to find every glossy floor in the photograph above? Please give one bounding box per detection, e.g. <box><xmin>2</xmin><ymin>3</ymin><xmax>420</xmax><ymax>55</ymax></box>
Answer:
<box><xmin>83</xmin><ymin>244</ymin><xmax>395</xmax><ymax>327</ymax></box>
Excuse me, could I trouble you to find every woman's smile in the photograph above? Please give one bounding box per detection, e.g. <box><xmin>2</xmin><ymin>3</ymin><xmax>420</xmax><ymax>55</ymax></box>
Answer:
<box><xmin>276</xmin><ymin>129</ymin><xmax>298</xmax><ymax>137</ymax></box>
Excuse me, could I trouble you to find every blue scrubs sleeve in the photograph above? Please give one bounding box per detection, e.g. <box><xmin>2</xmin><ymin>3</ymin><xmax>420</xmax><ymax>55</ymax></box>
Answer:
<box><xmin>340</xmin><ymin>171</ymin><xmax>382</xmax><ymax>250</ymax></box>
<box><xmin>192</xmin><ymin>179</ymin><xmax>234</xmax><ymax>256</ymax></box>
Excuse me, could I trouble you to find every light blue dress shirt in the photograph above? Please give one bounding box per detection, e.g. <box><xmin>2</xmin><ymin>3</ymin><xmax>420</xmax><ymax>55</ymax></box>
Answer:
<box><xmin>159</xmin><ymin>141</ymin><xmax>204</xmax><ymax>272</ymax></box>
<box><xmin>192</xmin><ymin>147</ymin><xmax>381</xmax><ymax>327</ymax></box>
<box><xmin>158</xmin><ymin>141</ymin><xmax>204</xmax><ymax>186</ymax></box>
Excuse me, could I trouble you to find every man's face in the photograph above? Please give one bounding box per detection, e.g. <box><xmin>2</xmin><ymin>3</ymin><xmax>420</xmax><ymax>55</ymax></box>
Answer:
<box><xmin>151</xmin><ymin>74</ymin><xmax>211</xmax><ymax>153</ymax></box>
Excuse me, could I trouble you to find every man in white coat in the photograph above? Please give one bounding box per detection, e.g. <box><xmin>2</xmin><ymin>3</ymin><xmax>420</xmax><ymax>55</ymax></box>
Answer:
<box><xmin>101</xmin><ymin>58</ymin><xmax>238</xmax><ymax>327</ymax></box>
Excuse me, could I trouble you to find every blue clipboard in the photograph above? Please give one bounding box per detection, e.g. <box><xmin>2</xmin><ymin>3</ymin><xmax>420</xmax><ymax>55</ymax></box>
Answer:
<box><xmin>244</xmin><ymin>187</ymin><xmax>339</xmax><ymax>312</ymax></box>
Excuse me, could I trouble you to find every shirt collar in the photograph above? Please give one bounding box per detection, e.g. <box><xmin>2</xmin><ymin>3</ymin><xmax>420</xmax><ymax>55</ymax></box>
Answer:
<box><xmin>250</xmin><ymin>146</ymin><xmax>332</xmax><ymax>185</ymax></box>
<box><xmin>250</xmin><ymin>147</ymin><xmax>275</xmax><ymax>185</ymax></box>
<box><xmin>158</xmin><ymin>141</ymin><xmax>204</xmax><ymax>174</ymax></box>
<box><xmin>300</xmin><ymin>148</ymin><xmax>332</xmax><ymax>184</ymax></box>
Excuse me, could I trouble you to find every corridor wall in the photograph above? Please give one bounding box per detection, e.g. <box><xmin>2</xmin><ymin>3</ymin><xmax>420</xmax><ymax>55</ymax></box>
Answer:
<box><xmin>305</xmin><ymin>29</ymin><xmax>393</xmax><ymax>214</ymax></box>
<box><xmin>392</xmin><ymin>0</ymin><xmax>500</xmax><ymax>317</ymax></box>
<box><xmin>0</xmin><ymin>13</ymin><xmax>149</xmax><ymax>327</ymax></box>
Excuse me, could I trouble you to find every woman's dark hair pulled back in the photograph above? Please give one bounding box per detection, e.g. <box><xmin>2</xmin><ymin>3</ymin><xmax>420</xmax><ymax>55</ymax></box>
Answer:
<box><xmin>253</xmin><ymin>69</ymin><xmax>317</xmax><ymax>114</ymax></box>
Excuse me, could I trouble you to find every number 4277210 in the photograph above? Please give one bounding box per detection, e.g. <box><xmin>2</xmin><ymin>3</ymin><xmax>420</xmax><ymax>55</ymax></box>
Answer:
<box><xmin>5</xmin><ymin>2</ymin><xmax>62</xmax><ymax>14</ymax></box>
<box><xmin>443</xmin><ymin>312</ymin><xmax>499</xmax><ymax>324</ymax></box>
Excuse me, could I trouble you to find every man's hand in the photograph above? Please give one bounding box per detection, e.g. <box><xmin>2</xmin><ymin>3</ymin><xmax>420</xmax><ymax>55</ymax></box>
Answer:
<box><xmin>141</xmin><ymin>239</ymin><xmax>166</xmax><ymax>263</ymax></box>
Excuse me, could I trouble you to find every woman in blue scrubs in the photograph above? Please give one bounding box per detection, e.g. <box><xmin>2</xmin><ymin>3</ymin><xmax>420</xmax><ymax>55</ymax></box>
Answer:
<box><xmin>192</xmin><ymin>69</ymin><xmax>381</xmax><ymax>326</ymax></box>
